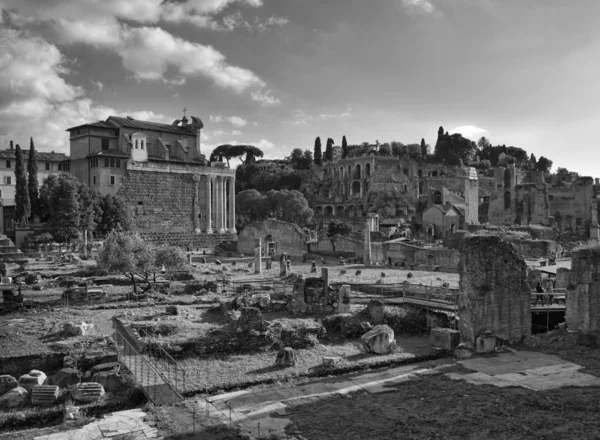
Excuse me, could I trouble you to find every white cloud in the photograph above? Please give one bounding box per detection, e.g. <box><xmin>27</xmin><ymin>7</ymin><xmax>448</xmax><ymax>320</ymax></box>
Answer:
<box><xmin>401</xmin><ymin>0</ymin><xmax>434</xmax><ymax>13</ymax></box>
<box><xmin>227</xmin><ymin>116</ymin><xmax>247</xmax><ymax>127</ymax></box>
<box><xmin>251</xmin><ymin>90</ymin><xmax>281</xmax><ymax>106</ymax></box>
<box><xmin>231</xmin><ymin>130</ymin><xmax>242</xmax><ymax>135</ymax></box>
<box><xmin>452</xmin><ymin>125</ymin><xmax>488</xmax><ymax>139</ymax></box>
<box><xmin>319</xmin><ymin>107</ymin><xmax>352</xmax><ymax>118</ymax></box>
<box><xmin>91</xmin><ymin>80</ymin><xmax>104</xmax><ymax>92</ymax></box>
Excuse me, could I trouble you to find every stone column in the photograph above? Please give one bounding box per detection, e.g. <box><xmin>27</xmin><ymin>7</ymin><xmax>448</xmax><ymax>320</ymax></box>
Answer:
<box><xmin>228</xmin><ymin>176</ymin><xmax>236</xmax><ymax>233</ymax></box>
<box><xmin>205</xmin><ymin>175</ymin><xmax>213</xmax><ymax>234</ymax></box>
<box><xmin>216</xmin><ymin>176</ymin><xmax>225</xmax><ymax>233</ymax></box>
<box><xmin>192</xmin><ymin>175</ymin><xmax>200</xmax><ymax>233</ymax></box>
<box><xmin>223</xmin><ymin>177</ymin><xmax>228</xmax><ymax>231</ymax></box>
<box><xmin>363</xmin><ymin>220</ymin><xmax>371</xmax><ymax>265</ymax></box>
<box><xmin>254</xmin><ymin>238</ymin><xmax>262</xmax><ymax>274</ymax></box>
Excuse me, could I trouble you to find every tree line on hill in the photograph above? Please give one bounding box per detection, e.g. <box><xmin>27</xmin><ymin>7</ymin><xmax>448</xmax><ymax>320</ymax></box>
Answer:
<box><xmin>12</xmin><ymin>138</ymin><xmax>130</xmax><ymax>244</ymax></box>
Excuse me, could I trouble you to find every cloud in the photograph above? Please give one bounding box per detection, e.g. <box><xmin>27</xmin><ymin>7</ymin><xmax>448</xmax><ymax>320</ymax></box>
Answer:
<box><xmin>0</xmin><ymin>29</ymin><xmax>170</xmax><ymax>153</ymax></box>
<box><xmin>251</xmin><ymin>89</ymin><xmax>281</xmax><ymax>106</ymax></box>
<box><xmin>231</xmin><ymin>130</ymin><xmax>242</xmax><ymax>135</ymax></box>
<box><xmin>91</xmin><ymin>80</ymin><xmax>104</xmax><ymax>92</ymax></box>
<box><xmin>452</xmin><ymin>125</ymin><xmax>488</xmax><ymax>139</ymax></box>
<box><xmin>400</xmin><ymin>0</ymin><xmax>434</xmax><ymax>13</ymax></box>
<box><xmin>2</xmin><ymin>0</ymin><xmax>280</xmax><ymax>102</ymax></box>
<box><xmin>221</xmin><ymin>11</ymin><xmax>289</xmax><ymax>32</ymax></box>
<box><xmin>319</xmin><ymin>110</ymin><xmax>352</xmax><ymax>118</ymax></box>
<box><xmin>227</xmin><ymin>116</ymin><xmax>247</xmax><ymax>126</ymax></box>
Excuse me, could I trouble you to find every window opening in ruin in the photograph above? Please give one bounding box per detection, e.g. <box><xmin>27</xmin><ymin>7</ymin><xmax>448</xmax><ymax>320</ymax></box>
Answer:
<box><xmin>356</xmin><ymin>164</ymin><xmax>361</xmax><ymax>179</ymax></box>
<box><xmin>504</xmin><ymin>191</ymin><xmax>511</xmax><ymax>209</ymax></box>
<box><xmin>102</xmin><ymin>139</ymin><xmax>109</xmax><ymax>151</ymax></box>
<box><xmin>433</xmin><ymin>191</ymin><xmax>442</xmax><ymax>204</ymax></box>
<box><xmin>366</xmin><ymin>163</ymin><xmax>371</xmax><ymax>176</ymax></box>
<box><xmin>432</xmin><ymin>171</ymin><xmax>438</xmax><ymax>177</ymax></box>
<box><xmin>93</xmin><ymin>176</ymin><xmax>96</xmax><ymax>185</ymax></box>
<box><xmin>504</xmin><ymin>168</ymin><xmax>511</xmax><ymax>188</ymax></box>
<box><xmin>110</xmin><ymin>175</ymin><xmax>116</xmax><ymax>185</ymax></box>
<box><xmin>404</xmin><ymin>184</ymin><xmax>408</xmax><ymax>193</ymax></box>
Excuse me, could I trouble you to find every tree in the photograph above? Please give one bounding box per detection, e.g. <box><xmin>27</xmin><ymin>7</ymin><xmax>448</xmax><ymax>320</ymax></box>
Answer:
<box><xmin>477</xmin><ymin>136</ymin><xmax>491</xmax><ymax>151</ymax></box>
<box><xmin>326</xmin><ymin>220</ymin><xmax>352</xmax><ymax>252</ymax></box>
<box><xmin>78</xmin><ymin>184</ymin><xmax>100</xmax><ymax>238</ymax></box>
<box><xmin>288</xmin><ymin>148</ymin><xmax>312</xmax><ymax>170</ymax></box>
<box><xmin>536</xmin><ymin>156</ymin><xmax>553</xmax><ymax>173</ymax></box>
<box><xmin>266</xmin><ymin>189</ymin><xmax>314</xmax><ymax>226</ymax></box>
<box><xmin>152</xmin><ymin>244</ymin><xmax>187</xmax><ymax>283</ymax></box>
<box><xmin>378</xmin><ymin>145</ymin><xmax>391</xmax><ymax>156</ymax></box>
<box><xmin>209</xmin><ymin>144</ymin><xmax>264</xmax><ymax>165</ymax></box>
<box><xmin>341</xmin><ymin>136</ymin><xmax>348</xmax><ymax>159</ymax></box>
<box><xmin>14</xmin><ymin>144</ymin><xmax>30</xmax><ymax>225</ymax></box>
<box><xmin>96</xmin><ymin>195</ymin><xmax>131</xmax><ymax>237</ymax></box>
<box><xmin>325</xmin><ymin>138</ymin><xmax>334</xmax><ymax>161</ymax></box>
<box><xmin>390</xmin><ymin>141</ymin><xmax>406</xmax><ymax>157</ymax></box>
<box><xmin>314</xmin><ymin>137</ymin><xmax>322</xmax><ymax>166</ymax></box>
<box><xmin>235</xmin><ymin>189</ymin><xmax>271</xmax><ymax>229</ymax></box>
<box><xmin>46</xmin><ymin>174</ymin><xmax>80</xmax><ymax>242</ymax></box>
<box><xmin>27</xmin><ymin>137</ymin><xmax>39</xmax><ymax>221</ymax></box>
<box><xmin>420</xmin><ymin>138</ymin><xmax>428</xmax><ymax>157</ymax></box>
<box><xmin>98</xmin><ymin>232</ymin><xmax>156</xmax><ymax>295</ymax></box>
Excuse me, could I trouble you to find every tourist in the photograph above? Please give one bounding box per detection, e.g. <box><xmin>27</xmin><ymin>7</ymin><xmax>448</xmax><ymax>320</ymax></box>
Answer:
<box><xmin>534</xmin><ymin>282</ymin><xmax>545</xmax><ymax>306</ymax></box>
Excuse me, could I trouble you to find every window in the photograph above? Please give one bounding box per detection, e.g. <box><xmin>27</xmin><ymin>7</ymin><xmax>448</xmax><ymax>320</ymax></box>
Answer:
<box><xmin>104</xmin><ymin>158</ymin><xmax>109</xmax><ymax>167</ymax></box>
<box><xmin>45</xmin><ymin>162</ymin><xmax>50</xmax><ymax>170</ymax></box>
<box><xmin>59</xmin><ymin>162</ymin><xmax>70</xmax><ymax>172</ymax></box>
<box><xmin>93</xmin><ymin>176</ymin><xmax>96</xmax><ymax>185</ymax></box>
<box><xmin>101</xmin><ymin>139</ymin><xmax>109</xmax><ymax>151</ymax></box>
<box><xmin>135</xmin><ymin>139</ymin><xmax>138</xmax><ymax>149</ymax></box>
<box><xmin>110</xmin><ymin>175</ymin><xmax>116</xmax><ymax>186</ymax></box>
<box><xmin>141</xmin><ymin>140</ymin><xmax>145</xmax><ymax>150</ymax></box>
<box><xmin>4</xmin><ymin>176</ymin><xmax>11</xmax><ymax>185</ymax></box>
<box><xmin>5</xmin><ymin>160</ymin><xmax>10</xmax><ymax>169</ymax></box>
<box><xmin>138</xmin><ymin>201</ymin><xmax>143</xmax><ymax>205</ymax></box>
<box><xmin>433</xmin><ymin>191</ymin><xmax>442</xmax><ymax>204</ymax></box>
<box><xmin>116</xmin><ymin>159</ymin><xmax>121</xmax><ymax>168</ymax></box>
<box><xmin>110</xmin><ymin>158</ymin><xmax>115</xmax><ymax>168</ymax></box>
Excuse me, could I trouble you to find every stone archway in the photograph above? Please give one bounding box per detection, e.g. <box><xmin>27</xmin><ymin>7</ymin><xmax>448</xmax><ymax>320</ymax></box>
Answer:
<box><xmin>324</xmin><ymin>206</ymin><xmax>333</xmax><ymax>216</ymax></box>
<box><xmin>336</xmin><ymin>206</ymin><xmax>345</xmax><ymax>217</ymax></box>
<box><xmin>352</xmin><ymin>181</ymin><xmax>361</xmax><ymax>195</ymax></box>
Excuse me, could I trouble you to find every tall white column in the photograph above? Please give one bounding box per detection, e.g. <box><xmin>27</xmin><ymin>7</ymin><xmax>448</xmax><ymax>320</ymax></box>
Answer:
<box><xmin>216</xmin><ymin>176</ymin><xmax>225</xmax><ymax>233</ymax></box>
<box><xmin>228</xmin><ymin>176</ymin><xmax>236</xmax><ymax>233</ymax></box>
<box><xmin>205</xmin><ymin>175</ymin><xmax>213</xmax><ymax>234</ymax></box>
<box><xmin>223</xmin><ymin>177</ymin><xmax>228</xmax><ymax>231</ymax></box>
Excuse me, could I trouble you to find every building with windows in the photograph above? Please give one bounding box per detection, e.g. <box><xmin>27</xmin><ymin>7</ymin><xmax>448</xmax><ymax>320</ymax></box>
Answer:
<box><xmin>67</xmin><ymin>112</ymin><xmax>236</xmax><ymax>246</ymax></box>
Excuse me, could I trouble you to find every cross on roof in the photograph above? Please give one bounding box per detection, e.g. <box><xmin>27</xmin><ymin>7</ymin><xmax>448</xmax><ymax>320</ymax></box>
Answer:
<box><xmin>183</xmin><ymin>107</ymin><xmax>187</xmax><ymax>117</ymax></box>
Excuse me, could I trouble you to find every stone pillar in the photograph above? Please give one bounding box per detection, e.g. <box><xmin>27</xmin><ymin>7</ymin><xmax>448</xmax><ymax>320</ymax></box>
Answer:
<box><xmin>222</xmin><ymin>177</ymin><xmax>228</xmax><ymax>231</ymax></box>
<box><xmin>458</xmin><ymin>235</ymin><xmax>530</xmax><ymax>344</ymax></box>
<box><xmin>555</xmin><ymin>267</ymin><xmax>570</xmax><ymax>289</ymax></box>
<box><xmin>228</xmin><ymin>177</ymin><xmax>236</xmax><ymax>233</ymax></box>
<box><xmin>254</xmin><ymin>239</ymin><xmax>262</xmax><ymax>274</ymax></box>
<box><xmin>216</xmin><ymin>176</ymin><xmax>225</xmax><ymax>233</ymax></box>
<box><xmin>363</xmin><ymin>221</ymin><xmax>371</xmax><ymax>265</ymax></box>
<box><xmin>566</xmin><ymin>249</ymin><xmax>600</xmax><ymax>333</ymax></box>
<box><xmin>337</xmin><ymin>285</ymin><xmax>351</xmax><ymax>313</ymax></box>
<box><xmin>205</xmin><ymin>175</ymin><xmax>213</xmax><ymax>234</ymax></box>
<box><xmin>321</xmin><ymin>267</ymin><xmax>329</xmax><ymax>305</ymax></box>
<box><xmin>192</xmin><ymin>175</ymin><xmax>200</xmax><ymax>233</ymax></box>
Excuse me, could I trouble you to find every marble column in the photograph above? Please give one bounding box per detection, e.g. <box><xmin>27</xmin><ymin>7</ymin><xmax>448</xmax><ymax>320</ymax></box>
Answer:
<box><xmin>216</xmin><ymin>176</ymin><xmax>225</xmax><ymax>233</ymax></box>
<box><xmin>205</xmin><ymin>175</ymin><xmax>213</xmax><ymax>234</ymax></box>
<box><xmin>192</xmin><ymin>175</ymin><xmax>200</xmax><ymax>233</ymax></box>
<box><xmin>228</xmin><ymin>176</ymin><xmax>236</xmax><ymax>233</ymax></box>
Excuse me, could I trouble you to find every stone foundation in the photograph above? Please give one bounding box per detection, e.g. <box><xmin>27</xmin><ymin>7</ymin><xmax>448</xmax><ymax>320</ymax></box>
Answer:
<box><xmin>458</xmin><ymin>235</ymin><xmax>530</xmax><ymax>344</ymax></box>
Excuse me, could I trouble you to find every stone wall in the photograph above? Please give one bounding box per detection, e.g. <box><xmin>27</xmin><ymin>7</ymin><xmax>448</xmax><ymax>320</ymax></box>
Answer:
<box><xmin>458</xmin><ymin>235</ymin><xmax>530</xmax><ymax>343</ymax></box>
<box><xmin>139</xmin><ymin>231</ymin><xmax>236</xmax><ymax>248</ymax></box>
<box><xmin>512</xmin><ymin>239</ymin><xmax>560</xmax><ymax>258</ymax></box>
<box><xmin>311</xmin><ymin>235</ymin><xmax>360</xmax><ymax>255</ymax></box>
<box><xmin>238</xmin><ymin>219</ymin><xmax>306</xmax><ymax>257</ymax></box>
<box><xmin>380</xmin><ymin>241</ymin><xmax>459</xmax><ymax>268</ymax></box>
<box><xmin>566</xmin><ymin>248</ymin><xmax>600</xmax><ymax>333</ymax></box>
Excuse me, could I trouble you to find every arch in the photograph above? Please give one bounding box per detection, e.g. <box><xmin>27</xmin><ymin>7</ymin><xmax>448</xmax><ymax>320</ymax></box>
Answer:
<box><xmin>347</xmin><ymin>165</ymin><xmax>352</xmax><ymax>179</ymax></box>
<box><xmin>135</xmin><ymin>139</ymin><xmax>139</xmax><ymax>149</ymax></box>
<box><xmin>339</xmin><ymin>182</ymin><xmax>345</xmax><ymax>195</ymax></box>
<box><xmin>356</xmin><ymin>164</ymin><xmax>361</xmax><ymax>179</ymax></box>
<box><xmin>366</xmin><ymin>163</ymin><xmax>371</xmax><ymax>176</ymax></box>
<box><xmin>504</xmin><ymin>191</ymin><xmax>511</xmax><ymax>209</ymax></box>
<box><xmin>314</xmin><ymin>206</ymin><xmax>323</xmax><ymax>216</ymax></box>
<box><xmin>433</xmin><ymin>191</ymin><xmax>442</xmax><ymax>204</ymax></box>
<box><xmin>358</xmin><ymin>204</ymin><xmax>364</xmax><ymax>216</ymax></box>
<box><xmin>426</xmin><ymin>223</ymin><xmax>435</xmax><ymax>237</ymax></box>
<box><xmin>339</xmin><ymin>166</ymin><xmax>344</xmax><ymax>180</ymax></box>
<box><xmin>418</xmin><ymin>169</ymin><xmax>422</xmax><ymax>178</ymax></box>
<box><xmin>347</xmin><ymin>205</ymin><xmax>356</xmax><ymax>217</ymax></box>
<box><xmin>352</xmin><ymin>181</ymin><xmax>361</xmax><ymax>195</ymax></box>
<box><xmin>504</xmin><ymin>168</ymin><xmax>511</xmax><ymax>188</ymax></box>
<box><xmin>431</xmin><ymin>170</ymin><xmax>438</xmax><ymax>177</ymax></box>
<box><xmin>403</xmin><ymin>168</ymin><xmax>409</xmax><ymax>176</ymax></box>
<box><xmin>336</xmin><ymin>205</ymin><xmax>345</xmax><ymax>217</ymax></box>
<box><xmin>324</xmin><ymin>206</ymin><xmax>333</xmax><ymax>216</ymax></box>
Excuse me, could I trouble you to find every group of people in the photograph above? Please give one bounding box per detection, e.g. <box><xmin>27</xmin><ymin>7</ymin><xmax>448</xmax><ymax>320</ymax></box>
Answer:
<box><xmin>534</xmin><ymin>279</ymin><xmax>556</xmax><ymax>306</ymax></box>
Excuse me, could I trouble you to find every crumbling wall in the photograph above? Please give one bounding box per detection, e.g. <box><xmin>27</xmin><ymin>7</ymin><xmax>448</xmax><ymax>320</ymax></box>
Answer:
<box><xmin>414</xmin><ymin>248</ymin><xmax>460</xmax><ymax>268</ymax></box>
<box><xmin>238</xmin><ymin>219</ymin><xmax>305</xmax><ymax>257</ymax></box>
<box><xmin>556</xmin><ymin>267</ymin><xmax>570</xmax><ymax>289</ymax></box>
<box><xmin>512</xmin><ymin>239</ymin><xmax>560</xmax><ymax>258</ymax></box>
<box><xmin>566</xmin><ymin>248</ymin><xmax>600</xmax><ymax>333</ymax></box>
<box><xmin>458</xmin><ymin>235</ymin><xmax>530</xmax><ymax>343</ymax></box>
<box><xmin>312</xmin><ymin>235</ymin><xmax>360</xmax><ymax>255</ymax></box>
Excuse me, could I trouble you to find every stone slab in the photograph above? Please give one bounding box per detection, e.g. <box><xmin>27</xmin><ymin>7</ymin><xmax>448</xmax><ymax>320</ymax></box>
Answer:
<box><xmin>446</xmin><ymin>372</ymin><xmax>516</xmax><ymax>388</ymax></box>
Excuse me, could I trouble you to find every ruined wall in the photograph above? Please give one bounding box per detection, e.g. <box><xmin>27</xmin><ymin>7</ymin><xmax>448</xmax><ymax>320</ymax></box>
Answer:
<box><xmin>556</xmin><ymin>267</ymin><xmax>570</xmax><ymax>289</ymax></box>
<box><xmin>414</xmin><ymin>248</ymin><xmax>460</xmax><ymax>268</ymax></box>
<box><xmin>566</xmin><ymin>248</ymin><xmax>600</xmax><ymax>333</ymax></box>
<box><xmin>549</xmin><ymin>177</ymin><xmax>595</xmax><ymax>234</ymax></box>
<box><xmin>458</xmin><ymin>236</ymin><xmax>530</xmax><ymax>343</ymax></box>
<box><xmin>312</xmin><ymin>235</ymin><xmax>360</xmax><ymax>255</ymax></box>
<box><xmin>238</xmin><ymin>219</ymin><xmax>306</xmax><ymax>257</ymax></box>
<box><xmin>512</xmin><ymin>239</ymin><xmax>559</xmax><ymax>258</ymax></box>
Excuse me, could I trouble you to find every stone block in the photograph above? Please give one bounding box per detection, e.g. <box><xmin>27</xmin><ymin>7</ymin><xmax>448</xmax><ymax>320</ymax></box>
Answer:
<box><xmin>72</xmin><ymin>382</ymin><xmax>105</xmax><ymax>403</ymax></box>
<box><xmin>18</xmin><ymin>371</ymin><xmax>46</xmax><ymax>392</ymax></box>
<box><xmin>475</xmin><ymin>335</ymin><xmax>497</xmax><ymax>353</ymax></box>
<box><xmin>31</xmin><ymin>385</ymin><xmax>59</xmax><ymax>406</ymax></box>
<box><xmin>0</xmin><ymin>387</ymin><xmax>29</xmax><ymax>408</ymax></box>
<box><xmin>430</xmin><ymin>328</ymin><xmax>461</xmax><ymax>351</ymax></box>
<box><xmin>90</xmin><ymin>362</ymin><xmax>120</xmax><ymax>375</ymax></box>
<box><xmin>250</xmin><ymin>293</ymin><xmax>271</xmax><ymax>309</ymax></box>
<box><xmin>50</xmin><ymin>368</ymin><xmax>81</xmax><ymax>388</ymax></box>
<box><xmin>367</xmin><ymin>299</ymin><xmax>385</xmax><ymax>324</ymax></box>
<box><xmin>0</xmin><ymin>375</ymin><xmax>18</xmax><ymax>395</ymax></box>
<box><xmin>361</xmin><ymin>325</ymin><xmax>396</xmax><ymax>354</ymax></box>
<box><xmin>323</xmin><ymin>356</ymin><xmax>342</xmax><ymax>366</ymax></box>
<box><xmin>337</xmin><ymin>285</ymin><xmax>352</xmax><ymax>313</ymax></box>
<box><xmin>275</xmin><ymin>347</ymin><xmax>297</xmax><ymax>367</ymax></box>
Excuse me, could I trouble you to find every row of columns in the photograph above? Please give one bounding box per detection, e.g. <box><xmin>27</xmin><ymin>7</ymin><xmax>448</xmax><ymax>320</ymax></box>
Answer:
<box><xmin>200</xmin><ymin>175</ymin><xmax>235</xmax><ymax>234</ymax></box>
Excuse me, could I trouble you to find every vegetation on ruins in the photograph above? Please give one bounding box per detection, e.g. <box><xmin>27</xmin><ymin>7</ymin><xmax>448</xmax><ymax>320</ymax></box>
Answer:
<box><xmin>98</xmin><ymin>232</ymin><xmax>186</xmax><ymax>293</ymax></box>
<box><xmin>27</xmin><ymin>137</ymin><xmax>40</xmax><ymax>221</ymax></box>
<box><xmin>287</xmin><ymin>148</ymin><xmax>313</xmax><ymax>170</ymax></box>
<box><xmin>326</xmin><ymin>219</ymin><xmax>353</xmax><ymax>252</ymax></box>
<box><xmin>236</xmin><ymin>163</ymin><xmax>304</xmax><ymax>193</ymax></box>
<box><xmin>14</xmin><ymin>144</ymin><xmax>31</xmax><ymax>225</ymax></box>
<box><xmin>236</xmin><ymin>188</ymin><xmax>313</xmax><ymax>230</ymax></box>
<box><xmin>39</xmin><ymin>174</ymin><xmax>130</xmax><ymax>243</ymax></box>
<box><xmin>314</xmin><ymin>136</ymin><xmax>322</xmax><ymax>165</ymax></box>
<box><xmin>209</xmin><ymin>144</ymin><xmax>264</xmax><ymax>166</ymax></box>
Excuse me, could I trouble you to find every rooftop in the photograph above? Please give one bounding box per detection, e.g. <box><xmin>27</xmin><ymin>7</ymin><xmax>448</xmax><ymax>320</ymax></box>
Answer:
<box><xmin>67</xmin><ymin>115</ymin><xmax>203</xmax><ymax>136</ymax></box>
<box><xmin>0</xmin><ymin>149</ymin><xmax>69</xmax><ymax>161</ymax></box>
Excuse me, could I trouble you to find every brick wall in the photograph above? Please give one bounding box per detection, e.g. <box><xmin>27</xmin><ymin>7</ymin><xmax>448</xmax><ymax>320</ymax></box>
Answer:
<box><xmin>458</xmin><ymin>235</ymin><xmax>530</xmax><ymax>343</ymax></box>
<box><xmin>566</xmin><ymin>248</ymin><xmax>600</xmax><ymax>333</ymax></box>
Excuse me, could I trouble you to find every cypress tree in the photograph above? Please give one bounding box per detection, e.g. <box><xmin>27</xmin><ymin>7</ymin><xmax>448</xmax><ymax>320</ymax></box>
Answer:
<box><xmin>28</xmin><ymin>137</ymin><xmax>39</xmax><ymax>221</ymax></box>
<box><xmin>420</xmin><ymin>138</ymin><xmax>427</xmax><ymax>157</ymax></box>
<box><xmin>342</xmin><ymin>136</ymin><xmax>348</xmax><ymax>158</ymax></box>
<box><xmin>314</xmin><ymin>137</ymin><xmax>322</xmax><ymax>166</ymax></box>
<box><xmin>14</xmin><ymin>144</ymin><xmax>30</xmax><ymax>225</ymax></box>
<box><xmin>325</xmin><ymin>138</ymin><xmax>334</xmax><ymax>161</ymax></box>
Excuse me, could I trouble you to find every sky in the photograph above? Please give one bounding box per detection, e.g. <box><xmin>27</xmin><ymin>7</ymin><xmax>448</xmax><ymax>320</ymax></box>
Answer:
<box><xmin>1</xmin><ymin>0</ymin><xmax>599</xmax><ymax>177</ymax></box>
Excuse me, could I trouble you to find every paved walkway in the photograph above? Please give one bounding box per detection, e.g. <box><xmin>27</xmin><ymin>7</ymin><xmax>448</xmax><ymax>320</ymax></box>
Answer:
<box><xmin>33</xmin><ymin>409</ymin><xmax>161</xmax><ymax>440</ymax></box>
<box><xmin>447</xmin><ymin>349</ymin><xmax>600</xmax><ymax>390</ymax></box>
